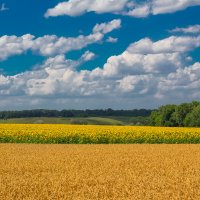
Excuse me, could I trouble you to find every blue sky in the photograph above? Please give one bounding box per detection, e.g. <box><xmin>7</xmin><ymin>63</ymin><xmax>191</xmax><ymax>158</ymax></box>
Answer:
<box><xmin>0</xmin><ymin>0</ymin><xmax>200</xmax><ymax>110</ymax></box>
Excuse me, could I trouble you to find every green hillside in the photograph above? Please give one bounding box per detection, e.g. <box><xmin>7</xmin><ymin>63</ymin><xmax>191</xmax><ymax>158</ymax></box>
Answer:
<box><xmin>0</xmin><ymin>116</ymin><xmax>149</xmax><ymax>125</ymax></box>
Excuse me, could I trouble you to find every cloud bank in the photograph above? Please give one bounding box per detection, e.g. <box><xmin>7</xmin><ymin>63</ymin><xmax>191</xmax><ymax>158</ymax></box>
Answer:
<box><xmin>45</xmin><ymin>0</ymin><xmax>200</xmax><ymax>18</ymax></box>
<box><xmin>1</xmin><ymin>33</ymin><xmax>200</xmax><ymax>109</ymax></box>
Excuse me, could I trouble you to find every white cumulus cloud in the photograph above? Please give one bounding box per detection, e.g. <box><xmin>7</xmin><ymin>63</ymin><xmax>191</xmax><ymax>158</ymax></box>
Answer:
<box><xmin>45</xmin><ymin>0</ymin><xmax>200</xmax><ymax>18</ymax></box>
<box><xmin>106</xmin><ymin>36</ymin><xmax>118</xmax><ymax>43</ymax></box>
<box><xmin>1</xmin><ymin>34</ymin><xmax>200</xmax><ymax>109</ymax></box>
<box><xmin>170</xmin><ymin>25</ymin><xmax>200</xmax><ymax>34</ymax></box>
<box><xmin>0</xmin><ymin>19</ymin><xmax>121</xmax><ymax>61</ymax></box>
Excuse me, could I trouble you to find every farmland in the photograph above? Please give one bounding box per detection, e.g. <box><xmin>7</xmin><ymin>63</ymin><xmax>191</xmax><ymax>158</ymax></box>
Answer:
<box><xmin>0</xmin><ymin>116</ymin><xmax>149</xmax><ymax>126</ymax></box>
<box><xmin>1</xmin><ymin>124</ymin><xmax>200</xmax><ymax>199</ymax></box>
<box><xmin>1</xmin><ymin>144</ymin><xmax>200</xmax><ymax>199</ymax></box>
<box><xmin>1</xmin><ymin>124</ymin><xmax>200</xmax><ymax>144</ymax></box>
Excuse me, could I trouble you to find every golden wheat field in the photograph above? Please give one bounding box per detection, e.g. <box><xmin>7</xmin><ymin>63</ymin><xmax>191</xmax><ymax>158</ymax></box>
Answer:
<box><xmin>0</xmin><ymin>144</ymin><xmax>200</xmax><ymax>199</ymax></box>
<box><xmin>1</xmin><ymin>124</ymin><xmax>200</xmax><ymax>143</ymax></box>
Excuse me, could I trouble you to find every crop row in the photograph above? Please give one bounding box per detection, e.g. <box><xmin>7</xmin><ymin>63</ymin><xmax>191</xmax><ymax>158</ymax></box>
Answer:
<box><xmin>1</xmin><ymin>124</ymin><xmax>200</xmax><ymax>144</ymax></box>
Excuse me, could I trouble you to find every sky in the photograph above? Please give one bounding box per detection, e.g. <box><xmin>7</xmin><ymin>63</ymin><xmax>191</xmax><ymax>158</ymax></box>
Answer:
<box><xmin>0</xmin><ymin>0</ymin><xmax>200</xmax><ymax>110</ymax></box>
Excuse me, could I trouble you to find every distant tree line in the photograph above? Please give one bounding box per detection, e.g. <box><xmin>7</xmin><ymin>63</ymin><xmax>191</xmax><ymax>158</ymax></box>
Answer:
<box><xmin>150</xmin><ymin>101</ymin><xmax>200</xmax><ymax>127</ymax></box>
<box><xmin>0</xmin><ymin>108</ymin><xmax>152</xmax><ymax>119</ymax></box>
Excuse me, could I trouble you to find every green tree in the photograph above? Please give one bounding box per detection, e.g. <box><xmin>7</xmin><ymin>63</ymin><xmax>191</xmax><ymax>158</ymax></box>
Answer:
<box><xmin>150</xmin><ymin>105</ymin><xmax>177</xmax><ymax>127</ymax></box>
<box><xmin>161</xmin><ymin>105</ymin><xmax>177</xmax><ymax>127</ymax></box>
<box><xmin>184</xmin><ymin>105</ymin><xmax>200</xmax><ymax>127</ymax></box>
<box><xmin>172</xmin><ymin>103</ymin><xmax>192</xmax><ymax>126</ymax></box>
<box><xmin>173</xmin><ymin>101</ymin><xmax>200</xmax><ymax>126</ymax></box>
<box><xmin>150</xmin><ymin>110</ymin><xmax>161</xmax><ymax>126</ymax></box>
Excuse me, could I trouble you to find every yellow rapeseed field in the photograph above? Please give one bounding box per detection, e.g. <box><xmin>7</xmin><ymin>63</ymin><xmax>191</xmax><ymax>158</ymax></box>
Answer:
<box><xmin>1</xmin><ymin>124</ymin><xmax>200</xmax><ymax>143</ymax></box>
<box><xmin>1</xmin><ymin>144</ymin><xmax>200</xmax><ymax>199</ymax></box>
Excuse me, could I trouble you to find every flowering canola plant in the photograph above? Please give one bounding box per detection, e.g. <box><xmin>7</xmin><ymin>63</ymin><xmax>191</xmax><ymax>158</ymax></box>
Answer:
<box><xmin>0</xmin><ymin>124</ymin><xmax>200</xmax><ymax>144</ymax></box>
